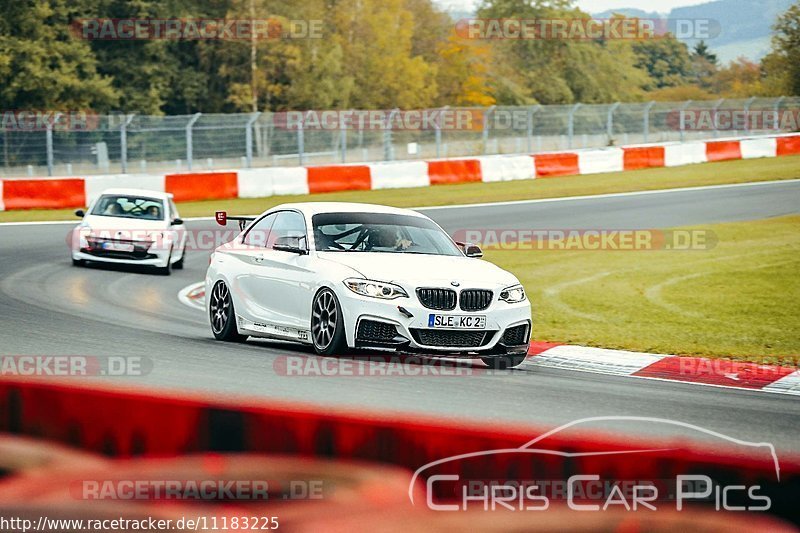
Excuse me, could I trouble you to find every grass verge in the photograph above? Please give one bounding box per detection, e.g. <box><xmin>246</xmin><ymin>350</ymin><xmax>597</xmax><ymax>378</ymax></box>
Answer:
<box><xmin>486</xmin><ymin>215</ymin><xmax>800</xmax><ymax>362</ymax></box>
<box><xmin>1</xmin><ymin>154</ymin><xmax>799</xmax><ymax>223</ymax></box>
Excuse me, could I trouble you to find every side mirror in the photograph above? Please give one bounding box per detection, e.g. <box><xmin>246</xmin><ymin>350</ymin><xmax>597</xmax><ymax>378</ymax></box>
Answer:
<box><xmin>273</xmin><ymin>235</ymin><xmax>308</xmax><ymax>255</ymax></box>
<box><xmin>75</xmin><ymin>209</ymin><xmax>85</xmax><ymax>217</ymax></box>
<box><xmin>171</xmin><ymin>218</ymin><xmax>184</xmax><ymax>226</ymax></box>
<box><xmin>456</xmin><ymin>241</ymin><xmax>483</xmax><ymax>258</ymax></box>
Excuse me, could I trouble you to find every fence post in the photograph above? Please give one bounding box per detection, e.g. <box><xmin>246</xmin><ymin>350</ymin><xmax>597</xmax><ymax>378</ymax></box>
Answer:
<box><xmin>340</xmin><ymin>110</ymin><xmax>350</xmax><ymax>163</ymax></box>
<box><xmin>743</xmin><ymin>96</ymin><xmax>756</xmax><ymax>135</ymax></box>
<box><xmin>526</xmin><ymin>105</ymin><xmax>541</xmax><ymax>153</ymax></box>
<box><xmin>186</xmin><ymin>113</ymin><xmax>201</xmax><ymax>171</ymax></box>
<box><xmin>712</xmin><ymin>98</ymin><xmax>725</xmax><ymax>137</ymax></box>
<box><xmin>384</xmin><ymin>108</ymin><xmax>399</xmax><ymax>161</ymax></box>
<box><xmin>606</xmin><ymin>102</ymin><xmax>620</xmax><ymax>145</ymax></box>
<box><xmin>482</xmin><ymin>105</ymin><xmax>495</xmax><ymax>154</ymax></box>
<box><xmin>297</xmin><ymin>111</ymin><xmax>307</xmax><ymax>165</ymax></box>
<box><xmin>435</xmin><ymin>106</ymin><xmax>448</xmax><ymax>159</ymax></box>
<box><xmin>120</xmin><ymin>114</ymin><xmax>134</xmax><ymax>174</ymax></box>
<box><xmin>643</xmin><ymin>101</ymin><xmax>655</xmax><ymax>143</ymax></box>
<box><xmin>679</xmin><ymin>100</ymin><xmax>692</xmax><ymax>142</ymax></box>
<box><xmin>568</xmin><ymin>103</ymin><xmax>581</xmax><ymax>149</ymax></box>
<box><xmin>773</xmin><ymin>96</ymin><xmax>785</xmax><ymax>131</ymax></box>
<box><xmin>245</xmin><ymin>111</ymin><xmax>261</xmax><ymax>169</ymax></box>
<box><xmin>46</xmin><ymin>121</ymin><xmax>54</xmax><ymax>177</ymax></box>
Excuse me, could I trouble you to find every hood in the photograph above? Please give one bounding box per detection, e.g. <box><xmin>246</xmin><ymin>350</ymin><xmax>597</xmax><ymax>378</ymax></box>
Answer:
<box><xmin>317</xmin><ymin>252</ymin><xmax>519</xmax><ymax>287</ymax></box>
<box><xmin>81</xmin><ymin>214</ymin><xmax>168</xmax><ymax>231</ymax></box>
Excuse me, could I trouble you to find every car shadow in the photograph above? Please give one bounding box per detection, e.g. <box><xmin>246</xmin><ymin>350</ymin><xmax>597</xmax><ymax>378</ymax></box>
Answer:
<box><xmin>75</xmin><ymin>260</ymin><xmax>167</xmax><ymax>276</ymax></box>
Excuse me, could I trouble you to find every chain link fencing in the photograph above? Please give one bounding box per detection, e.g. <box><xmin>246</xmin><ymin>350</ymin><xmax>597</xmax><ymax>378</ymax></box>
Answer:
<box><xmin>1</xmin><ymin>97</ymin><xmax>798</xmax><ymax>177</ymax></box>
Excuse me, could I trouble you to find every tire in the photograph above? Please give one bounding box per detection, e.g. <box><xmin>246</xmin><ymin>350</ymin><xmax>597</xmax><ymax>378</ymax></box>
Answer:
<box><xmin>173</xmin><ymin>245</ymin><xmax>186</xmax><ymax>270</ymax></box>
<box><xmin>311</xmin><ymin>288</ymin><xmax>346</xmax><ymax>355</ymax></box>
<box><xmin>157</xmin><ymin>247</ymin><xmax>173</xmax><ymax>276</ymax></box>
<box><xmin>481</xmin><ymin>354</ymin><xmax>527</xmax><ymax>369</ymax></box>
<box><xmin>209</xmin><ymin>281</ymin><xmax>248</xmax><ymax>342</ymax></box>
<box><xmin>71</xmin><ymin>258</ymin><xmax>85</xmax><ymax>267</ymax></box>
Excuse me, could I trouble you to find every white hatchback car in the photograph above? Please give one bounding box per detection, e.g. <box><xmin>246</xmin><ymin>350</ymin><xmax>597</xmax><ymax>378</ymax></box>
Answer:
<box><xmin>71</xmin><ymin>188</ymin><xmax>187</xmax><ymax>275</ymax></box>
<box><xmin>206</xmin><ymin>202</ymin><xmax>531</xmax><ymax>368</ymax></box>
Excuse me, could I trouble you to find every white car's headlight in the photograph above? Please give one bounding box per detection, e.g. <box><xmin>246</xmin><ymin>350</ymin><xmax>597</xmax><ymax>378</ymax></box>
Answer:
<box><xmin>344</xmin><ymin>278</ymin><xmax>408</xmax><ymax>299</ymax></box>
<box><xmin>499</xmin><ymin>284</ymin><xmax>526</xmax><ymax>303</ymax></box>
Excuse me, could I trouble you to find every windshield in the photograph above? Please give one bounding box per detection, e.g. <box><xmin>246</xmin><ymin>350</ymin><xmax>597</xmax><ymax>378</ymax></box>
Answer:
<box><xmin>90</xmin><ymin>195</ymin><xmax>166</xmax><ymax>221</ymax></box>
<box><xmin>312</xmin><ymin>212</ymin><xmax>461</xmax><ymax>256</ymax></box>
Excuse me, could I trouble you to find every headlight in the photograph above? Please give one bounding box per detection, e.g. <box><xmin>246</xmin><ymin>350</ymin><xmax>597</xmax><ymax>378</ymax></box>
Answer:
<box><xmin>343</xmin><ymin>278</ymin><xmax>408</xmax><ymax>299</ymax></box>
<box><xmin>499</xmin><ymin>284</ymin><xmax>526</xmax><ymax>303</ymax></box>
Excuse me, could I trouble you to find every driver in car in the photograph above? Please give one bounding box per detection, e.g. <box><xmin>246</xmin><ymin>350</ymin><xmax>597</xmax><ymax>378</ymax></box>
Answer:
<box><xmin>370</xmin><ymin>226</ymin><xmax>413</xmax><ymax>251</ymax></box>
<box><xmin>145</xmin><ymin>205</ymin><xmax>161</xmax><ymax>219</ymax></box>
<box><xmin>104</xmin><ymin>202</ymin><xmax>123</xmax><ymax>216</ymax></box>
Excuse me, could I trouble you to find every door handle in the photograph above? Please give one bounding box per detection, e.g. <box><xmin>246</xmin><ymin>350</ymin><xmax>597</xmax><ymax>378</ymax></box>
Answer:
<box><xmin>254</xmin><ymin>254</ymin><xmax>265</xmax><ymax>264</ymax></box>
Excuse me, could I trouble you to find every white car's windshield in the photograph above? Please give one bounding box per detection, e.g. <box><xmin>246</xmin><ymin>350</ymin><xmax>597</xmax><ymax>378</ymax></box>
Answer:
<box><xmin>90</xmin><ymin>195</ymin><xmax>165</xmax><ymax>221</ymax></box>
<box><xmin>313</xmin><ymin>212</ymin><xmax>461</xmax><ymax>256</ymax></box>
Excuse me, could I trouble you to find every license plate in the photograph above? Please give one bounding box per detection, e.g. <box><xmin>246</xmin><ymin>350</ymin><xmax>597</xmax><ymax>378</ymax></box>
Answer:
<box><xmin>428</xmin><ymin>314</ymin><xmax>486</xmax><ymax>329</ymax></box>
<box><xmin>103</xmin><ymin>242</ymin><xmax>134</xmax><ymax>252</ymax></box>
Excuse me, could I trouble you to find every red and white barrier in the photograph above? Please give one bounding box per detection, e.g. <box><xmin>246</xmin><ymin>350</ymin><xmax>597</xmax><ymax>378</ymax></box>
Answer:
<box><xmin>577</xmin><ymin>147</ymin><xmax>624</xmax><ymax>174</ymax></box>
<box><xmin>370</xmin><ymin>161</ymin><xmax>430</xmax><ymax>189</ymax></box>
<box><xmin>1</xmin><ymin>133</ymin><xmax>798</xmax><ymax>211</ymax></box>
<box><xmin>477</xmin><ymin>155</ymin><xmax>535</xmax><ymax>182</ymax></box>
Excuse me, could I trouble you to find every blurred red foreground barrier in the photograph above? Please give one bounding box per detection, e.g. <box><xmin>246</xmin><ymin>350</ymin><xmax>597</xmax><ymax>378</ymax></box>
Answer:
<box><xmin>0</xmin><ymin>378</ymin><xmax>798</xmax><ymax>525</ymax></box>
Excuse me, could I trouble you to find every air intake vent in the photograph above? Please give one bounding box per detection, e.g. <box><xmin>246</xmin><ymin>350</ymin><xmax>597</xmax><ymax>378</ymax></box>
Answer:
<box><xmin>410</xmin><ymin>329</ymin><xmax>495</xmax><ymax>348</ymax></box>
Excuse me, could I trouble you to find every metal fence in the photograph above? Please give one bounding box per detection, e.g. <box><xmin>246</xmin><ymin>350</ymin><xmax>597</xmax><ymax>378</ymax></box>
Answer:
<box><xmin>2</xmin><ymin>97</ymin><xmax>798</xmax><ymax>177</ymax></box>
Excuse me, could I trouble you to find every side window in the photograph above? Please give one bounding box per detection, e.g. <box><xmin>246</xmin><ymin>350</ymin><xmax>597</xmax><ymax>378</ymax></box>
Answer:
<box><xmin>242</xmin><ymin>213</ymin><xmax>277</xmax><ymax>247</ymax></box>
<box><xmin>268</xmin><ymin>211</ymin><xmax>307</xmax><ymax>249</ymax></box>
<box><xmin>169</xmin><ymin>199</ymin><xmax>180</xmax><ymax>220</ymax></box>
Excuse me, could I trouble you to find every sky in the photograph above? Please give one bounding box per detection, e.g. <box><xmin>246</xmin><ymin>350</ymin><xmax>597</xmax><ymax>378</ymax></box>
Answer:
<box><xmin>436</xmin><ymin>0</ymin><xmax>709</xmax><ymax>15</ymax></box>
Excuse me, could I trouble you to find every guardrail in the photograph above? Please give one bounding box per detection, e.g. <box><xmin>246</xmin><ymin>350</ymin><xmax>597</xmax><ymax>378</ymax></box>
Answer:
<box><xmin>1</xmin><ymin>132</ymin><xmax>798</xmax><ymax>212</ymax></box>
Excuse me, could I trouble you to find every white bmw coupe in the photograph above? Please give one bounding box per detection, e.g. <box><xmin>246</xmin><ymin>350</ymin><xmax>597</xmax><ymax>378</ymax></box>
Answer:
<box><xmin>206</xmin><ymin>202</ymin><xmax>531</xmax><ymax>368</ymax></box>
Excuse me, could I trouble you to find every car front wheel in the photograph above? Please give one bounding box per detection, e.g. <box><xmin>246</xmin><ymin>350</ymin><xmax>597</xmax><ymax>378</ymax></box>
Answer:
<box><xmin>311</xmin><ymin>288</ymin><xmax>346</xmax><ymax>355</ymax></box>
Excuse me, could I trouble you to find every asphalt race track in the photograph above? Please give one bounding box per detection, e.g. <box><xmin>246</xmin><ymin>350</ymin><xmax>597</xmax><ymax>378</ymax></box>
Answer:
<box><xmin>1</xmin><ymin>180</ymin><xmax>799</xmax><ymax>454</ymax></box>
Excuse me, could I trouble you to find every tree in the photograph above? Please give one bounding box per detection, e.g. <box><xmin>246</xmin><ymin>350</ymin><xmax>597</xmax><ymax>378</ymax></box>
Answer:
<box><xmin>0</xmin><ymin>0</ymin><xmax>118</xmax><ymax>111</ymax></box>
<box><xmin>632</xmin><ymin>36</ymin><xmax>693</xmax><ymax>90</ymax></box>
<box><xmin>762</xmin><ymin>1</ymin><xmax>800</xmax><ymax>95</ymax></box>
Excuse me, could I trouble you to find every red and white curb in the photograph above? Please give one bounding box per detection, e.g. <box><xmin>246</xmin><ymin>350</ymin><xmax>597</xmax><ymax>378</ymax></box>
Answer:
<box><xmin>524</xmin><ymin>342</ymin><xmax>800</xmax><ymax>396</ymax></box>
<box><xmin>178</xmin><ymin>281</ymin><xmax>205</xmax><ymax>311</ymax></box>
<box><xmin>180</xmin><ymin>282</ymin><xmax>799</xmax><ymax>397</ymax></box>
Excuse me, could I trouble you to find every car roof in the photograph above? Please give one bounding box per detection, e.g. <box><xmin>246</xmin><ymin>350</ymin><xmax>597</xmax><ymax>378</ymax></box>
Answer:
<box><xmin>268</xmin><ymin>202</ymin><xmax>425</xmax><ymax>218</ymax></box>
<box><xmin>97</xmin><ymin>188</ymin><xmax>173</xmax><ymax>200</ymax></box>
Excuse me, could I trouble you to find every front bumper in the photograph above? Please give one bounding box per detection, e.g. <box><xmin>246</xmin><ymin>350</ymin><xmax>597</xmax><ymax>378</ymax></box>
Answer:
<box><xmin>72</xmin><ymin>245</ymin><xmax>170</xmax><ymax>267</ymax></box>
<box><xmin>340</xmin><ymin>288</ymin><xmax>531</xmax><ymax>356</ymax></box>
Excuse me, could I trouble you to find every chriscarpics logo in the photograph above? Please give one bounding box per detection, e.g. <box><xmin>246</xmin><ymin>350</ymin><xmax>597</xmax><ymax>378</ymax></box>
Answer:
<box><xmin>409</xmin><ymin>417</ymin><xmax>778</xmax><ymax>513</ymax></box>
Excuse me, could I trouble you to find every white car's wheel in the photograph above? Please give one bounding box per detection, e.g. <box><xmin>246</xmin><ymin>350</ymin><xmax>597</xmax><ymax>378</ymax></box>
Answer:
<box><xmin>311</xmin><ymin>288</ymin><xmax>346</xmax><ymax>355</ymax></box>
<box><xmin>157</xmin><ymin>247</ymin><xmax>173</xmax><ymax>276</ymax></box>
<box><xmin>173</xmin><ymin>245</ymin><xmax>186</xmax><ymax>270</ymax></box>
<box><xmin>210</xmin><ymin>281</ymin><xmax>247</xmax><ymax>342</ymax></box>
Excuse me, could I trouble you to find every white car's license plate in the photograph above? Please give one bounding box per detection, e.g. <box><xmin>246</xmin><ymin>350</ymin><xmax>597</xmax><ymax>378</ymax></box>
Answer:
<box><xmin>103</xmin><ymin>242</ymin><xmax>134</xmax><ymax>252</ymax></box>
<box><xmin>428</xmin><ymin>314</ymin><xmax>486</xmax><ymax>329</ymax></box>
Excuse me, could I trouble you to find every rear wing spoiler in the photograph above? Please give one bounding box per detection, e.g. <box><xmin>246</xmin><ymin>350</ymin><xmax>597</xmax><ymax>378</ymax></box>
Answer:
<box><xmin>215</xmin><ymin>211</ymin><xmax>256</xmax><ymax>231</ymax></box>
